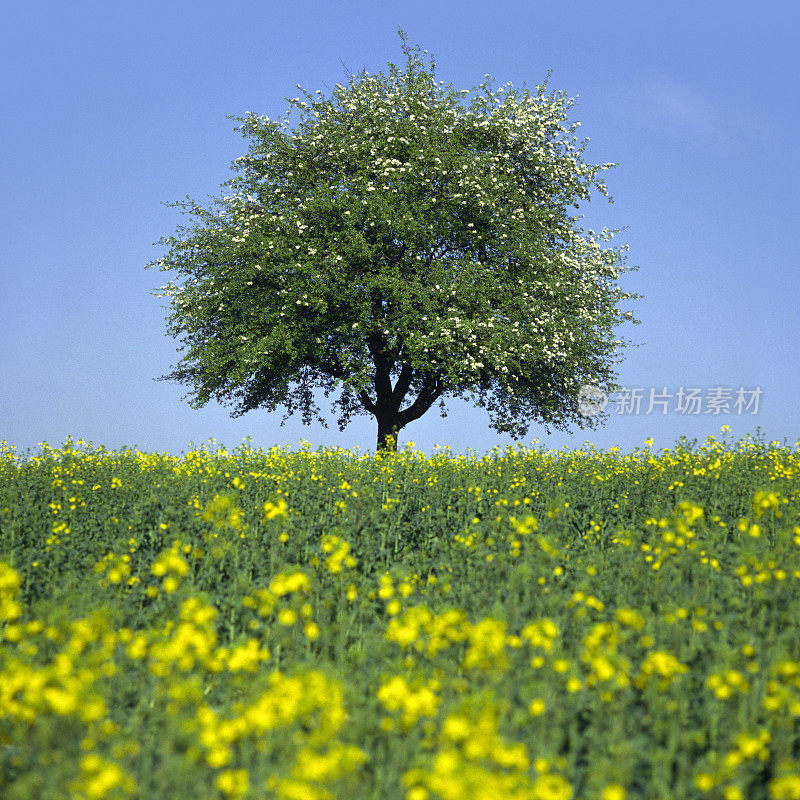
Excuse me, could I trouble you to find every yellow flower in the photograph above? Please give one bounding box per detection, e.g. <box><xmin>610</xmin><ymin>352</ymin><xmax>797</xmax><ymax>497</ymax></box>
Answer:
<box><xmin>80</xmin><ymin>753</ymin><xmax>104</xmax><ymax>772</ymax></box>
<box><xmin>291</xmin><ymin>744</ymin><xmax>367</xmax><ymax>782</ymax></box>
<box><xmin>463</xmin><ymin>618</ymin><xmax>509</xmax><ymax>671</ymax></box>
<box><xmin>228</xmin><ymin>639</ymin><xmax>270</xmax><ymax>672</ymax></box>
<box><xmin>304</xmin><ymin>622</ymin><xmax>320</xmax><ymax>640</ymax></box>
<box><xmin>694</xmin><ymin>773</ymin><xmax>715</xmax><ymax>791</ymax></box>
<box><xmin>441</xmin><ymin>715</ymin><xmax>471</xmax><ymax>742</ymax></box>
<box><xmin>270</xmin><ymin>571</ymin><xmax>311</xmax><ymax>597</ymax></box>
<box><xmin>80</xmin><ymin>697</ymin><xmax>107</xmax><ymax>725</ymax></box>
<box><xmin>262</xmin><ymin>498</ymin><xmax>287</xmax><ymax>520</ymax></box>
<box><xmin>278</xmin><ymin>609</ymin><xmax>297</xmax><ymax>626</ymax></box>
<box><xmin>615</xmin><ymin>608</ymin><xmax>645</xmax><ymax>630</ymax></box>
<box><xmin>601</xmin><ymin>785</ymin><xmax>626</xmax><ymax>800</ymax></box>
<box><xmin>201</xmin><ymin>494</ymin><xmax>243</xmax><ymax>529</ymax></box>
<box><xmin>376</xmin><ymin>676</ymin><xmax>439</xmax><ymax>728</ymax></box>
<box><xmin>752</xmin><ymin>490</ymin><xmax>783</xmax><ymax>519</ymax></box>
<box><xmin>528</xmin><ymin>698</ymin><xmax>546</xmax><ymax>716</ymax></box>
<box><xmin>77</xmin><ymin>755</ymin><xmax>135</xmax><ymax>799</ymax></box>
<box><xmin>521</xmin><ymin>618</ymin><xmax>558</xmax><ymax>649</ymax></box>
<box><xmin>126</xmin><ymin>635</ymin><xmax>148</xmax><ymax>660</ymax></box>
<box><xmin>769</xmin><ymin>775</ymin><xmax>800</xmax><ymax>799</ymax></box>
<box><xmin>43</xmin><ymin>687</ymin><xmax>79</xmax><ymax>715</ymax></box>
<box><xmin>642</xmin><ymin>651</ymin><xmax>687</xmax><ymax>678</ymax></box>
<box><xmin>3</xmin><ymin>623</ymin><xmax>22</xmax><ymax>641</ymax></box>
<box><xmin>591</xmin><ymin>656</ymin><xmax>616</xmax><ymax>682</ymax></box>
<box><xmin>377</xmin><ymin>676</ymin><xmax>410</xmax><ymax>711</ymax></box>
<box><xmin>715</xmin><ymin>685</ymin><xmax>733</xmax><ymax>700</ymax></box>
<box><xmin>677</xmin><ymin>501</ymin><xmax>704</xmax><ymax>525</ymax></box>
<box><xmin>206</xmin><ymin>745</ymin><xmax>232</xmax><ymax>768</ymax></box>
<box><xmin>216</xmin><ymin>769</ymin><xmax>249</xmax><ymax>797</ymax></box>
<box><xmin>269</xmin><ymin>778</ymin><xmax>324</xmax><ymax>800</ymax></box>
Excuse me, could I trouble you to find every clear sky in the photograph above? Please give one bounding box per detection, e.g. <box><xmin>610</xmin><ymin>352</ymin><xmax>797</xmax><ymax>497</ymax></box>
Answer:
<box><xmin>2</xmin><ymin>0</ymin><xmax>798</xmax><ymax>458</ymax></box>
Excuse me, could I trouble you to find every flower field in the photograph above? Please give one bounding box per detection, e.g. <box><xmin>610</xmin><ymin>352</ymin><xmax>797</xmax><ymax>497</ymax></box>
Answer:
<box><xmin>1</xmin><ymin>429</ymin><xmax>799</xmax><ymax>800</ymax></box>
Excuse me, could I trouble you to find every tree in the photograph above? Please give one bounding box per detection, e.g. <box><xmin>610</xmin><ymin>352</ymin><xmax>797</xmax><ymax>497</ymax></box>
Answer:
<box><xmin>146</xmin><ymin>28</ymin><xmax>640</xmax><ymax>453</ymax></box>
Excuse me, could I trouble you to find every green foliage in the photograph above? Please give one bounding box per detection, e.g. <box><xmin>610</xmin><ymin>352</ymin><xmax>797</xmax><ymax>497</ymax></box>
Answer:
<box><xmin>147</xmin><ymin>28</ymin><xmax>641</xmax><ymax>450</ymax></box>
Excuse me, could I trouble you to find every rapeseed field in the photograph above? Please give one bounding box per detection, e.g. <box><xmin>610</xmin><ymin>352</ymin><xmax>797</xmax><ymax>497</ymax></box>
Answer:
<box><xmin>1</xmin><ymin>427</ymin><xmax>799</xmax><ymax>800</ymax></box>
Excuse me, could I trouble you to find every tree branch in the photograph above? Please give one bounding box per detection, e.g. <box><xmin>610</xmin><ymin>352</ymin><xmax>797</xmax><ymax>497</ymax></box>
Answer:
<box><xmin>358</xmin><ymin>389</ymin><xmax>377</xmax><ymax>415</ymax></box>
<box><xmin>390</xmin><ymin>361</ymin><xmax>414</xmax><ymax>409</ymax></box>
<box><xmin>368</xmin><ymin>333</ymin><xmax>393</xmax><ymax>402</ymax></box>
<box><xmin>397</xmin><ymin>375</ymin><xmax>444</xmax><ymax>426</ymax></box>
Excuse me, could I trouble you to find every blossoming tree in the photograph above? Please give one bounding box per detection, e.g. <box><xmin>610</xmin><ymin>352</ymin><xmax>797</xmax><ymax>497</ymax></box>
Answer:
<box><xmin>147</xmin><ymin>28</ymin><xmax>640</xmax><ymax>452</ymax></box>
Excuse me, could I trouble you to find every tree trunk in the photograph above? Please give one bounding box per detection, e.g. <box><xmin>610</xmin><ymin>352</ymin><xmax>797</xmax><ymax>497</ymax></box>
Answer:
<box><xmin>376</xmin><ymin>418</ymin><xmax>401</xmax><ymax>453</ymax></box>
<box><xmin>357</xmin><ymin>344</ymin><xmax>444</xmax><ymax>454</ymax></box>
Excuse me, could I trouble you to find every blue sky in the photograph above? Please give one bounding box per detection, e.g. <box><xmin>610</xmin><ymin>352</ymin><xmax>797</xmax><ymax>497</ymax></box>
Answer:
<box><xmin>2</xmin><ymin>0</ymin><xmax>798</xmax><ymax>458</ymax></box>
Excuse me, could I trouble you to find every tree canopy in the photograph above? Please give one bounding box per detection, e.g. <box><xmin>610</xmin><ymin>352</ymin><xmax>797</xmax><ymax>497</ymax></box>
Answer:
<box><xmin>147</xmin><ymin>28</ymin><xmax>640</xmax><ymax>452</ymax></box>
